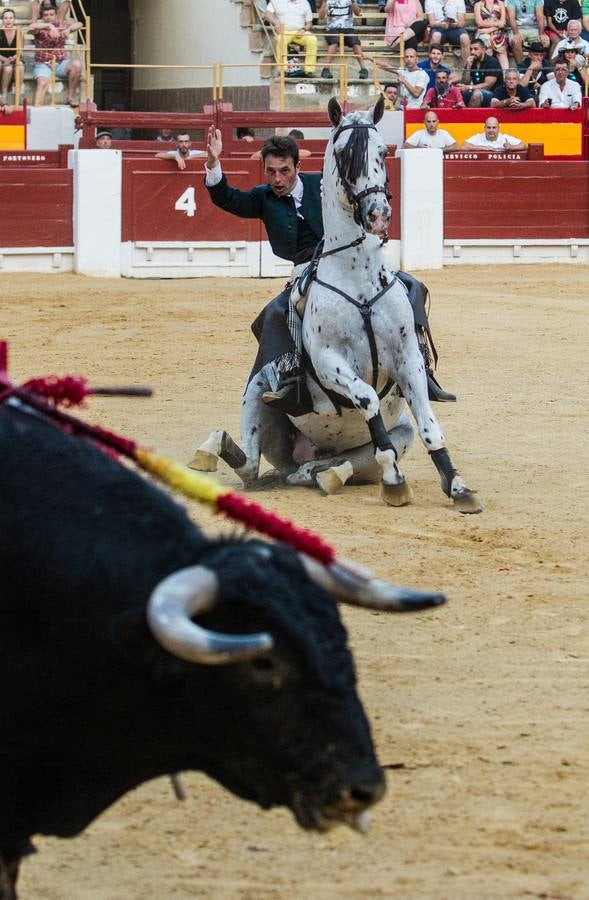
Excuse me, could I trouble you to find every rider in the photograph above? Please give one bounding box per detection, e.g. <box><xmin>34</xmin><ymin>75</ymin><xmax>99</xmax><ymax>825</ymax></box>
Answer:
<box><xmin>204</xmin><ymin>125</ymin><xmax>456</xmax><ymax>413</ymax></box>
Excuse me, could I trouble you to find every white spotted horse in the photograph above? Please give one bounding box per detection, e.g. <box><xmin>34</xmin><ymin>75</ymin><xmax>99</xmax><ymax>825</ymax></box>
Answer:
<box><xmin>191</xmin><ymin>97</ymin><xmax>483</xmax><ymax>514</ymax></box>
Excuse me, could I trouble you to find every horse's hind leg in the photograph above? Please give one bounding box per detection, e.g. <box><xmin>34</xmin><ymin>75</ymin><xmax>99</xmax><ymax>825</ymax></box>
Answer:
<box><xmin>311</xmin><ymin>350</ymin><xmax>412</xmax><ymax>502</ymax></box>
<box><xmin>287</xmin><ymin>412</ymin><xmax>415</xmax><ymax>496</ymax></box>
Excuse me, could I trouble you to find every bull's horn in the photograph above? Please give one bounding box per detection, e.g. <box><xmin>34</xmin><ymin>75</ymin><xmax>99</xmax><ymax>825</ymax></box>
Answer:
<box><xmin>300</xmin><ymin>555</ymin><xmax>446</xmax><ymax>612</ymax></box>
<box><xmin>147</xmin><ymin>565</ymin><xmax>273</xmax><ymax>665</ymax></box>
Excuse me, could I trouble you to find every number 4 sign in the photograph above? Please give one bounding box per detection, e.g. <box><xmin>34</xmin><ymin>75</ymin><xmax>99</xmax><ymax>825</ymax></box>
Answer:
<box><xmin>175</xmin><ymin>186</ymin><xmax>197</xmax><ymax>218</ymax></box>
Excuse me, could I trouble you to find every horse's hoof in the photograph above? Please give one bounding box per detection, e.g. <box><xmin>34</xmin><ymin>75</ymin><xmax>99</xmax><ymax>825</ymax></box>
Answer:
<box><xmin>315</xmin><ymin>461</ymin><xmax>353</xmax><ymax>496</ymax></box>
<box><xmin>187</xmin><ymin>449</ymin><xmax>218</xmax><ymax>472</ymax></box>
<box><xmin>453</xmin><ymin>489</ymin><xmax>484</xmax><ymax>515</ymax></box>
<box><xmin>382</xmin><ymin>480</ymin><xmax>413</xmax><ymax>506</ymax></box>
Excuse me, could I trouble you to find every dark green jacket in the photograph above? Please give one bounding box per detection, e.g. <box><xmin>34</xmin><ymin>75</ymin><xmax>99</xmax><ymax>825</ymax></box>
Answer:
<box><xmin>206</xmin><ymin>172</ymin><xmax>324</xmax><ymax>262</ymax></box>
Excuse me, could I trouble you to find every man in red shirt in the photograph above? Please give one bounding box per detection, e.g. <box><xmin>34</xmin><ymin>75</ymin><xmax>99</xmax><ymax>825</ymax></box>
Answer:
<box><xmin>29</xmin><ymin>4</ymin><xmax>83</xmax><ymax>107</ymax></box>
<box><xmin>422</xmin><ymin>70</ymin><xmax>465</xmax><ymax>108</ymax></box>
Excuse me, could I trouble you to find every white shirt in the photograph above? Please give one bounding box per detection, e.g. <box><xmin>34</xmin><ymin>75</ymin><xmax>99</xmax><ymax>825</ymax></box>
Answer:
<box><xmin>406</xmin><ymin>127</ymin><xmax>456</xmax><ymax>148</ymax></box>
<box><xmin>538</xmin><ymin>77</ymin><xmax>582</xmax><ymax>108</ymax></box>
<box><xmin>465</xmin><ymin>131</ymin><xmax>521</xmax><ymax>148</ymax></box>
<box><xmin>398</xmin><ymin>67</ymin><xmax>429</xmax><ymax>108</ymax></box>
<box><xmin>425</xmin><ymin>0</ymin><xmax>466</xmax><ymax>22</ymax></box>
<box><xmin>160</xmin><ymin>149</ymin><xmax>206</xmax><ymax>161</ymax></box>
<box><xmin>266</xmin><ymin>0</ymin><xmax>313</xmax><ymax>29</ymax></box>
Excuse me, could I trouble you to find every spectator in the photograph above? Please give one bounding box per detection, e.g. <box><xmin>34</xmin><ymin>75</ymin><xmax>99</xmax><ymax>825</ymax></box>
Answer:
<box><xmin>373</xmin><ymin>47</ymin><xmax>429</xmax><ymax>106</ymax></box>
<box><xmin>538</xmin><ymin>58</ymin><xmax>582</xmax><ymax>105</ymax></box>
<box><xmin>455</xmin><ymin>37</ymin><xmax>503</xmax><ymax>106</ymax></box>
<box><xmin>237</xmin><ymin>127</ymin><xmax>256</xmax><ymax>141</ymax></box>
<box><xmin>583</xmin><ymin>0</ymin><xmax>589</xmax><ymax>37</ymax></box>
<box><xmin>490</xmin><ymin>66</ymin><xmax>536</xmax><ymax>106</ymax></box>
<box><xmin>425</xmin><ymin>0</ymin><xmax>471</xmax><ymax>64</ymax></box>
<box><xmin>29</xmin><ymin>4</ymin><xmax>83</xmax><ymax>107</ymax></box>
<box><xmin>288</xmin><ymin>128</ymin><xmax>312</xmax><ymax>156</ymax></box>
<box><xmin>155</xmin><ymin>132</ymin><xmax>207</xmax><ymax>170</ymax></box>
<box><xmin>402</xmin><ymin>110</ymin><xmax>461</xmax><ymax>148</ymax></box>
<box><xmin>557</xmin><ymin>42</ymin><xmax>586</xmax><ymax>85</ymax></box>
<box><xmin>473</xmin><ymin>0</ymin><xmax>510</xmax><ymax>70</ymax></box>
<box><xmin>383</xmin><ymin>0</ymin><xmax>428</xmax><ymax>52</ymax></box>
<box><xmin>30</xmin><ymin>0</ymin><xmax>71</xmax><ymax>23</ymax></box>
<box><xmin>0</xmin><ymin>8</ymin><xmax>22</xmax><ymax>103</ymax></box>
<box><xmin>418</xmin><ymin>45</ymin><xmax>451</xmax><ymax>89</ymax></box>
<box><xmin>156</xmin><ymin>127</ymin><xmax>174</xmax><ymax>142</ymax></box>
<box><xmin>506</xmin><ymin>0</ymin><xmax>549</xmax><ymax>63</ymax></box>
<box><xmin>423</xmin><ymin>69</ymin><xmax>465</xmax><ymax>106</ymax></box>
<box><xmin>544</xmin><ymin>0</ymin><xmax>582</xmax><ymax>52</ymax></box>
<box><xmin>317</xmin><ymin>1</ymin><xmax>369</xmax><ymax>79</ymax></box>
<box><xmin>381</xmin><ymin>81</ymin><xmax>400</xmax><ymax>108</ymax></box>
<box><xmin>463</xmin><ymin>115</ymin><xmax>527</xmax><ymax>149</ymax></box>
<box><xmin>109</xmin><ymin>102</ymin><xmax>132</xmax><ymax>140</ymax></box>
<box><xmin>264</xmin><ymin>0</ymin><xmax>318</xmax><ymax>77</ymax></box>
<box><xmin>95</xmin><ymin>130</ymin><xmax>112</xmax><ymax>149</ymax></box>
<box><xmin>517</xmin><ymin>41</ymin><xmax>552</xmax><ymax>99</ymax></box>
<box><xmin>550</xmin><ymin>17</ymin><xmax>589</xmax><ymax>54</ymax></box>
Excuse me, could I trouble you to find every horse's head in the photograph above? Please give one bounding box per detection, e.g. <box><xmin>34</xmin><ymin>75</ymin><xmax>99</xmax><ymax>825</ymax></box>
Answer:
<box><xmin>326</xmin><ymin>97</ymin><xmax>391</xmax><ymax>238</ymax></box>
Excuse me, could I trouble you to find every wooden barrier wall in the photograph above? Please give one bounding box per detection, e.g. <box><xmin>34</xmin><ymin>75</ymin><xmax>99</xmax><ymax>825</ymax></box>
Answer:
<box><xmin>444</xmin><ymin>160</ymin><xmax>589</xmax><ymax>240</ymax></box>
<box><xmin>121</xmin><ymin>156</ymin><xmax>401</xmax><ymax>244</ymax></box>
<box><xmin>0</xmin><ymin>168</ymin><xmax>73</xmax><ymax>247</ymax></box>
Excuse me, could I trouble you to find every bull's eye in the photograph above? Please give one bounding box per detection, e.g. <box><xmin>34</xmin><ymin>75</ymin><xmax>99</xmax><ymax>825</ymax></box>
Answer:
<box><xmin>252</xmin><ymin>656</ymin><xmax>274</xmax><ymax>671</ymax></box>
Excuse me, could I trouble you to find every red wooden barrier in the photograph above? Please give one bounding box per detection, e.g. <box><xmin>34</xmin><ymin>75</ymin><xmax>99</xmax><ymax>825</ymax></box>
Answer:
<box><xmin>444</xmin><ymin>160</ymin><xmax>589</xmax><ymax>239</ymax></box>
<box><xmin>0</xmin><ymin>169</ymin><xmax>73</xmax><ymax>246</ymax></box>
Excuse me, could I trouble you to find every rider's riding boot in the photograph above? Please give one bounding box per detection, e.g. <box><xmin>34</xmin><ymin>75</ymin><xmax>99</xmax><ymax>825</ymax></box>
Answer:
<box><xmin>262</xmin><ymin>370</ymin><xmax>314</xmax><ymax>416</ymax></box>
<box><xmin>426</xmin><ymin>368</ymin><xmax>456</xmax><ymax>403</ymax></box>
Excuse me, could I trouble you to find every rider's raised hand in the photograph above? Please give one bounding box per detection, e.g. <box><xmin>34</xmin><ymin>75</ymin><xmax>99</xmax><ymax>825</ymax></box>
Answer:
<box><xmin>207</xmin><ymin>125</ymin><xmax>223</xmax><ymax>167</ymax></box>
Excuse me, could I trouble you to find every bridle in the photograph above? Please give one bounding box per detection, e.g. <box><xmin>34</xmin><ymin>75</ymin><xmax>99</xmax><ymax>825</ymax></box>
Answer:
<box><xmin>331</xmin><ymin>121</ymin><xmax>392</xmax><ymax>230</ymax></box>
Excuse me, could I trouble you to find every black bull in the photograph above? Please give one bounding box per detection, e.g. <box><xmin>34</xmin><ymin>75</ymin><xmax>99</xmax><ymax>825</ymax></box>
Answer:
<box><xmin>0</xmin><ymin>402</ymin><xmax>443</xmax><ymax>896</ymax></box>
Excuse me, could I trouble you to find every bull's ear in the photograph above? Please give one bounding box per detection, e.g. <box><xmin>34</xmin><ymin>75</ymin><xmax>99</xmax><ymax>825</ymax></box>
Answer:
<box><xmin>328</xmin><ymin>97</ymin><xmax>342</xmax><ymax>128</ymax></box>
<box><xmin>373</xmin><ymin>94</ymin><xmax>385</xmax><ymax>125</ymax></box>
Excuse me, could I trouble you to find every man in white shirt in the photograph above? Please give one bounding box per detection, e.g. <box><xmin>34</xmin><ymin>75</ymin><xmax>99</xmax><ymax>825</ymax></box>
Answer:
<box><xmin>551</xmin><ymin>19</ymin><xmax>589</xmax><ymax>57</ymax></box>
<box><xmin>155</xmin><ymin>133</ymin><xmax>206</xmax><ymax>170</ymax></box>
<box><xmin>395</xmin><ymin>47</ymin><xmax>430</xmax><ymax>108</ymax></box>
<box><xmin>539</xmin><ymin>61</ymin><xmax>582</xmax><ymax>107</ymax></box>
<box><xmin>425</xmin><ymin>0</ymin><xmax>471</xmax><ymax>64</ymax></box>
<box><xmin>463</xmin><ymin>116</ymin><xmax>527</xmax><ymax>149</ymax></box>
<box><xmin>264</xmin><ymin>0</ymin><xmax>318</xmax><ymax>76</ymax></box>
<box><xmin>403</xmin><ymin>111</ymin><xmax>460</xmax><ymax>150</ymax></box>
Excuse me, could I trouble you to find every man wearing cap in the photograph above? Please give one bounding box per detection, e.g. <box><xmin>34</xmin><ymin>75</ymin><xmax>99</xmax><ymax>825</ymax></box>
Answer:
<box><xmin>155</xmin><ymin>132</ymin><xmax>206</xmax><ymax>170</ymax></box>
<box><xmin>95</xmin><ymin>130</ymin><xmax>112</xmax><ymax>149</ymax></box>
<box><xmin>505</xmin><ymin>0</ymin><xmax>549</xmax><ymax>64</ymax></box>
<box><xmin>518</xmin><ymin>41</ymin><xmax>553</xmax><ymax>99</ymax></box>
<box><xmin>538</xmin><ymin>59</ymin><xmax>582</xmax><ymax>106</ymax></box>
<box><xmin>463</xmin><ymin>116</ymin><xmax>527</xmax><ymax>150</ymax></box>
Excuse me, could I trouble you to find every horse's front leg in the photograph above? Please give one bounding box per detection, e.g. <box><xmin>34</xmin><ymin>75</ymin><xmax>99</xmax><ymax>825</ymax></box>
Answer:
<box><xmin>314</xmin><ymin>350</ymin><xmax>413</xmax><ymax>506</ymax></box>
<box><xmin>393</xmin><ymin>346</ymin><xmax>483</xmax><ymax>514</ymax></box>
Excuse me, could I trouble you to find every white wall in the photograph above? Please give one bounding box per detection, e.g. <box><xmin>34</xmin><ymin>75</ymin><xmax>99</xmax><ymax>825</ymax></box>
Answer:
<box><xmin>130</xmin><ymin>0</ymin><xmax>265</xmax><ymax>90</ymax></box>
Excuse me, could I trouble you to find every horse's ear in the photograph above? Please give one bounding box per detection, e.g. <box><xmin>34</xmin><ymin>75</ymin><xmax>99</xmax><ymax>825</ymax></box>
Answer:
<box><xmin>373</xmin><ymin>94</ymin><xmax>385</xmax><ymax>125</ymax></box>
<box><xmin>328</xmin><ymin>97</ymin><xmax>343</xmax><ymax>128</ymax></box>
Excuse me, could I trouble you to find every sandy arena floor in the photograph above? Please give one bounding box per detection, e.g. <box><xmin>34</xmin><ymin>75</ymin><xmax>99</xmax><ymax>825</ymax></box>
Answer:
<box><xmin>2</xmin><ymin>266</ymin><xmax>588</xmax><ymax>900</ymax></box>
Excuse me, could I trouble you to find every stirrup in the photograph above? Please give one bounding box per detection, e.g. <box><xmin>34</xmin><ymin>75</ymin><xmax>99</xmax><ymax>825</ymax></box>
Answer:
<box><xmin>262</xmin><ymin>374</ymin><xmax>314</xmax><ymax>416</ymax></box>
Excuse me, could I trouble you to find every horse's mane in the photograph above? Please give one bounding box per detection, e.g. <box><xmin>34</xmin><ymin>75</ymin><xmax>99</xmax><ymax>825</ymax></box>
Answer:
<box><xmin>334</xmin><ymin>117</ymin><xmax>371</xmax><ymax>185</ymax></box>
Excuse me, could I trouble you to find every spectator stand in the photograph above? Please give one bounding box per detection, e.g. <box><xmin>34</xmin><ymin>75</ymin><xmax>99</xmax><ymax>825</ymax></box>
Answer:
<box><xmin>404</xmin><ymin>107</ymin><xmax>585</xmax><ymax>160</ymax></box>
